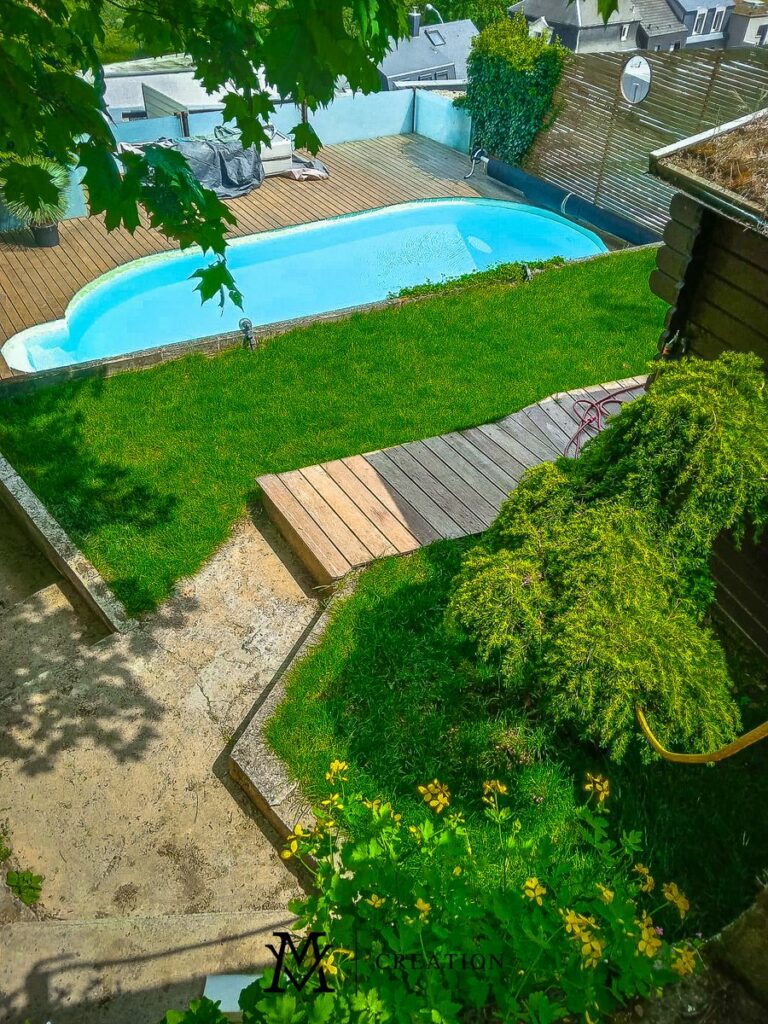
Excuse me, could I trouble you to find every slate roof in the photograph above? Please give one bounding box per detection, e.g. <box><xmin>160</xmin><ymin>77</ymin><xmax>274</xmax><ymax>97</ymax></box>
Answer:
<box><xmin>508</xmin><ymin>0</ymin><xmax>641</xmax><ymax>27</ymax></box>
<box><xmin>634</xmin><ymin>0</ymin><xmax>686</xmax><ymax>33</ymax></box>
<box><xmin>378</xmin><ymin>19</ymin><xmax>479</xmax><ymax>80</ymax></box>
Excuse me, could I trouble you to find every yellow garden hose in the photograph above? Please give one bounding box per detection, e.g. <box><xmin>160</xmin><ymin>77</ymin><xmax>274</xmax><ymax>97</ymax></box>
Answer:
<box><xmin>636</xmin><ymin>706</ymin><xmax>768</xmax><ymax>764</ymax></box>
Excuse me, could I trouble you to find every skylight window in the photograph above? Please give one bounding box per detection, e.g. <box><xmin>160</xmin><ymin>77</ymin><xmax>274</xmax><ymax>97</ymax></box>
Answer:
<box><xmin>425</xmin><ymin>27</ymin><xmax>446</xmax><ymax>45</ymax></box>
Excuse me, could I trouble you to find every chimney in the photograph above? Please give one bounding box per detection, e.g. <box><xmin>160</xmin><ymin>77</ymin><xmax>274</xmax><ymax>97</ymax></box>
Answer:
<box><xmin>408</xmin><ymin>8</ymin><xmax>421</xmax><ymax>35</ymax></box>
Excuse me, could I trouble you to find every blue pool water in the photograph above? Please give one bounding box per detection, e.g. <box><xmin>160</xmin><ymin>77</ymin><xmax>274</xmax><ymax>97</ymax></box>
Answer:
<box><xmin>2</xmin><ymin>199</ymin><xmax>606</xmax><ymax>372</ymax></box>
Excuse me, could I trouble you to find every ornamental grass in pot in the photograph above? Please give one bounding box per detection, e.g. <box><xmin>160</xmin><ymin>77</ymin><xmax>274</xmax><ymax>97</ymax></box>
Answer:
<box><xmin>0</xmin><ymin>157</ymin><xmax>69</xmax><ymax>247</ymax></box>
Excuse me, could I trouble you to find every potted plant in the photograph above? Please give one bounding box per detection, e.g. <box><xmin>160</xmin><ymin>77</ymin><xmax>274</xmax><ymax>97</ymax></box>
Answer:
<box><xmin>0</xmin><ymin>157</ymin><xmax>69</xmax><ymax>247</ymax></box>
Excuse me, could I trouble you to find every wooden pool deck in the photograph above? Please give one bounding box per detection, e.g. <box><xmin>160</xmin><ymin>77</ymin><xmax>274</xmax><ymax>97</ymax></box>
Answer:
<box><xmin>0</xmin><ymin>135</ymin><xmax>514</xmax><ymax>381</ymax></box>
<box><xmin>259</xmin><ymin>377</ymin><xmax>648</xmax><ymax>585</ymax></box>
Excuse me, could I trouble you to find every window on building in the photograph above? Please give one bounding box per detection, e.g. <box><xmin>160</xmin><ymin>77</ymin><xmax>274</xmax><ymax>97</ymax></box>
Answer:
<box><xmin>424</xmin><ymin>27</ymin><xmax>446</xmax><ymax>45</ymax></box>
<box><xmin>673</xmin><ymin>40</ymin><xmax>682</xmax><ymax>49</ymax></box>
<box><xmin>712</xmin><ymin>6</ymin><xmax>726</xmax><ymax>31</ymax></box>
<box><xmin>758</xmin><ymin>24</ymin><xmax>768</xmax><ymax>44</ymax></box>
<box><xmin>621</xmin><ymin>23</ymin><xmax>630</xmax><ymax>40</ymax></box>
<box><xmin>693</xmin><ymin>8</ymin><xmax>707</xmax><ymax>33</ymax></box>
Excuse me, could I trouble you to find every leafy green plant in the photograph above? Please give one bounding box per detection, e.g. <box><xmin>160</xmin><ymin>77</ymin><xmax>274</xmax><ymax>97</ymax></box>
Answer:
<box><xmin>462</xmin><ymin>15</ymin><xmax>567</xmax><ymax>165</ymax></box>
<box><xmin>0</xmin><ymin>157</ymin><xmax>69</xmax><ymax>226</ymax></box>
<box><xmin>159</xmin><ymin>999</ymin><xmax>230</xmax><ymax>1024</ymax></box>
<box><xmin>6</xmin><ymin>869</ymin><xmax>43</xmax><ymax>906</ymax></box>
<box><xmin>165</xmin><ymin>766</ymin><xmax>700</xmax><ymax>1024</ymax></box>
<box><xmin>449</xmin><ymin>354</ymin><xmax>768</xmax><ymax>762</ymax></box>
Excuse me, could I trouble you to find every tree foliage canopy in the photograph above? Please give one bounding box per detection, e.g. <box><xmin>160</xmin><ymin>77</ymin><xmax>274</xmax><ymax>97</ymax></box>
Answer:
<box><xmin>0</xmin><ymin>0</ymin><xmax>408</xmax><ymax>304</ymax></box>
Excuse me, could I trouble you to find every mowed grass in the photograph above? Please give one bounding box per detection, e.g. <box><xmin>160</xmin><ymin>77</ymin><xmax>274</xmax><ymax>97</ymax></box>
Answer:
<box><xmin>0</xmin><ymin>248</ymin><xmax>665</xmax><ymax>614</ymax></box>
<box><xmin>266</xmin><ymin>540</ymin><xmax>768</xmax><ymax>938</ymax></box>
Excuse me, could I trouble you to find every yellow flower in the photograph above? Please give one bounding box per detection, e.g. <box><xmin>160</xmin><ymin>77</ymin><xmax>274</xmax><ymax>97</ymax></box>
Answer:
<box><xmin>417</xmin><ymin>779</ymin><xmax>450</xmax><ymax>814</ymax></box>
<box><xmin>633</xmin><ymin>863</ymin><xmax>655</xmax><ymax>894</ymax></box>
<box><xmin>365</xmin><ymin>893</ymin><xmax>386</xmax><ymax>909</ymax></box>
<box><xmin>415</xmin><ymin>897</ymin><xmax>431</xmax><ymax>920</ymax></box>
<box><xmin>482</xmin><ymin>779</ymin><xmax>509</xmax><ymax>805</ymax></box>
<box><xmin>280</xmin><ymin>824</ymin><xmax>309</xmax><ymax>860</ymax></box>
<box><xmin>663</xmin><ymin>882</ymin><xmax>690</xmax><ymax>919</ymax></box>
<box><xmin>321</xmin><ymin>792</ymin><xmax>344</xmax><ymax>811</ymax></box>
<box><xmin>319</xmin><ymin>948</ymin><xmax>354</xmax><ymax>981</ymax></box>
<box><xmin>561</xmin><ymin>908</ymin><xmax>596</xmax><ymax>941</ymax></box>
<box><xmin>581</xmin><ymin>935</ymin><xmax>605</xmax><ymax>969</ymax></box>
<box><xmin>637</xmin><ymin>932</ymin><xmax>662</xmax><ymax>958</ymax></box>
<box><xmin>584</xmin><ymin>773</ymin><xmax>610</xmax><ymax>803</ymax></box>
<box><xmin>636</xmin><ymin>912</ymin><xmax>662</xmax><ymax>958</ymax></box>
<box><xmin>452</xmin><ymin>865</ymin><xmax>462</xmax><ymax>877</ymax></box>
<box><xmin>409</xmin><ymin>825</ymin><xmax>423</xmax><ymax>844</ymax></box>
<box><xmin>671</xmin><ymin>946</ymin><xmax>696</xmax><ymax>977</ymax></box>
<box><xmin>325</xmin><ymin>759</ymin><xmax>349</xmax><ymax>783</ymax></box>
<box><xmin>523</xmin><ymin>876</ymin><xmax>547</xmax><ymax>906</ymax></box>
<box><xmin>596</xmin><ymin>883</ymin><xmax>614</xmax><ymax>904</ymax></box>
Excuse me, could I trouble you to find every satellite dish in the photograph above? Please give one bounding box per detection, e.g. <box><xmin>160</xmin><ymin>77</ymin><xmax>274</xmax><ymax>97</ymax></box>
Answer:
<box><xmin>620</xmin><ymin>55</ymin><xmax>652</xmax><ymax>105</ymax></box>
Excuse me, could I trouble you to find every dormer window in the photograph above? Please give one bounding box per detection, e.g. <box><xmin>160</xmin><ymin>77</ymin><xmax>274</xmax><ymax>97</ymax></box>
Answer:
<box><xmin>621</xmin><ymin>23</ymin><xmax>630</xmax><ymax>39</ymax></box>
<box><xmin>711</xmin><ymin>5</ymin><xmax>726</xmax><ymax>31</ymax></box>
<box><xmin>693</xmin><ymin>8</ymin><xmax>707</xmax><ymax>33</ymax></box>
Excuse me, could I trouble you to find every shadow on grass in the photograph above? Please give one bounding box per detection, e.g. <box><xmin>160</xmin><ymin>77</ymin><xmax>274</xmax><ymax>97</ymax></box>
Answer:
<box><xmin>0</xmin><ymin>374</ymin><xmax>179</xmax><ymax>611</ymax></box>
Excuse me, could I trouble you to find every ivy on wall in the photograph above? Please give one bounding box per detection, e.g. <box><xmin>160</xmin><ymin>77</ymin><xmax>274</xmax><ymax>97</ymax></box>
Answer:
<box><xmin>461</xmin><ymin>15</ymin><xmax>567</xmax><ymax>166</ymax></box>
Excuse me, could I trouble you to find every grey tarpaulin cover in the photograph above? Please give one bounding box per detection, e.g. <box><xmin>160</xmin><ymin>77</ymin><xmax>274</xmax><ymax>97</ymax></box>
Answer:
<box><xmin>174</xmin><ymin>125</ymin><xmax>264</xmax><ymax>198</ymax></box>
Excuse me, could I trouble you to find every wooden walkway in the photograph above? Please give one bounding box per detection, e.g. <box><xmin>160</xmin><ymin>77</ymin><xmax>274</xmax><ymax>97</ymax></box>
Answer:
<box><xmin>259</xmin><ymin>377</ymin><xmax>648</xmax><ymax>585</ymax></box>
<box><xmin>0</xmin><ymin>135</ymin><xmax>514</xmax><ymax>380</ymax></box>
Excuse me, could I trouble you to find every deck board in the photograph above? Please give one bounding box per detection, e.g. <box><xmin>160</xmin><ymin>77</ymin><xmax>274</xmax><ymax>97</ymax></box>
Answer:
<box><xmin>0</xmin><ymin>135</ymin><xmax>513</xmax><ymax>375</ymax></box>
<box><xmin>258</xmin><ymin>378</ymin><xmax>648</xmax><ymax>585</ymax></box>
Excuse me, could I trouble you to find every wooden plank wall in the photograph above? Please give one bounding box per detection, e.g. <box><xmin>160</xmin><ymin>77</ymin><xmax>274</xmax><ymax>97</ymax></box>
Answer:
<box><xmin>526</xmin><ymin>49</ymin><xmax>768</xmax><ymax>235</ymax></box>
<box><xmin>650</xmin><ymin>198</ymin><xmax>768</xmax><ymax>658</ymax></box>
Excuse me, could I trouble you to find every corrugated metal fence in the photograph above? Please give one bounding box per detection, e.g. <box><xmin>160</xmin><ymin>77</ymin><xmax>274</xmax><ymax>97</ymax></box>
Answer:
<box><xmin>526</xmin><ymin>49</ymin><xmax>768</xmax><ymax>234</ymax></box>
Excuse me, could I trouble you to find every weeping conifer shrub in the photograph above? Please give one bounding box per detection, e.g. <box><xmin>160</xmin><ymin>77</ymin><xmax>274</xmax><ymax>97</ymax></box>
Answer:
<box><xmin>448</xmin><ymin>353</ymin><xmax>768</xmax><ymax>762</ymax></box>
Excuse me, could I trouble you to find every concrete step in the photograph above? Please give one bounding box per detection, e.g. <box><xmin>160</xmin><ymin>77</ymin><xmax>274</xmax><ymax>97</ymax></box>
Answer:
<box><xmin>0</xmin><ymin>504</ymin><xmax>58</xmax><ymax>612</ymax></box>
<box><xmin>1</xmin><ymin>909</ymin><xmax>295</xmax><ymax>1024</ymax></box>
<box><xmin>0</xmin><ymin>580</ymin><xmax>108</xmax><ymax>691</ymax></box>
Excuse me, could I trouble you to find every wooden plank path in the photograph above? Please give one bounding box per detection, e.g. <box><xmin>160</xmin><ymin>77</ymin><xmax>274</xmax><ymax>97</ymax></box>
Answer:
<box><xmin>259</xmin><ymin>377</ymin><xmax>648</xmax><ymax>585</ymax></box>
<box><xmin>0</xmin><ymin>135</ymin><xmax>515</xmax><ymax>379</ymax></box>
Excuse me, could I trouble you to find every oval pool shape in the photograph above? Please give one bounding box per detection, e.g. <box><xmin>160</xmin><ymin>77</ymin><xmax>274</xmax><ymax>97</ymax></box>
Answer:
<box><xmin>2</xmin><ymin>198</ymin><xmax>607</xmax><ymax>372</ymax></box>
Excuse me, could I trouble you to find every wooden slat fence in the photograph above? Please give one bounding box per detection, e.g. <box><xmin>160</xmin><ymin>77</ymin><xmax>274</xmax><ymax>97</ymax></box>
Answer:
<box><xmin>526</xmin><ymin>49</ymin><xmax>768</xmax><ymax>234</ymax></box>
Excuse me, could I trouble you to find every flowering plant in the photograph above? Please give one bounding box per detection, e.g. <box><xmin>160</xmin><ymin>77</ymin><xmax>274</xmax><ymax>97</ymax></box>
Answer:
<box><xmin>163</xmin><ymin>767</ymin><xmax>700</xmax><ymax>1024</ymax></box>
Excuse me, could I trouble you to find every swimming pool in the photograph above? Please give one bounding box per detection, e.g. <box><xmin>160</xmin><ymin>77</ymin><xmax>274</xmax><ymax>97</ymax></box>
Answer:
<box><xmin>2</xmin><ymin>198</ymin><xmax>607</xmax><ymax>373</ymax></box>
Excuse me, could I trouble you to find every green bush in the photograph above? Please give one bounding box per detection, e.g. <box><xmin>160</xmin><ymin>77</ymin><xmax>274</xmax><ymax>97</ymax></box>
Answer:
<box><xmin>449</xmin><ymin>354</ymin><xmax>768</xmax><ymax>762</ymax></box>
<box><xmin>573</xmin><ymin>352</ymin><xmax>768</xmax><ymax>570</ymax></box>
<box><xmin>449</xmin><ymin>465</ymin><xmax>741</xmax><ymax>761</ymax></box>
<box><xmin>162</xmin><ymin>769</ymin><xmax>700</xmax><ymax>1023</ymax></box>
<box><xmin>462</xmin><ymin>15</ymin><xmax>566</xmax><ymax>165</ymax></box>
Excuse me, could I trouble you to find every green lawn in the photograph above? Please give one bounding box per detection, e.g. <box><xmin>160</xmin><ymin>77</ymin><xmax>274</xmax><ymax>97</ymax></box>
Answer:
<box><xmin>0</xmin><ymin>248</ymin><xmax>665</xmax><ymax>614</ymax></box>
<box><xmin>266</xmin><ymin>539</ymin><xmax>768</xmax><ymax>939</ymax></box>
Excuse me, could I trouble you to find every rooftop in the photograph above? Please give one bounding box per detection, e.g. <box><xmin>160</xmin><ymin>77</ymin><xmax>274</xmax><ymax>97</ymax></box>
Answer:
<box><xmin>378</xmin><ymin>19</ymin><xmax>478</xmax><ymax>80</ymax></box>
<box><xmin>636</xmin><ymin>0</ymin><xmax>686</xmax><ymax>34</ymax></box>
<box><xmin>650</xmin><ymin>108</ymin><xmax>768</xmax><ymax>227</ymax></box>
<box><xmin>509</xmin><ymin>0</ymin><xmax>641</xmax><ymax>28</ymax></box>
